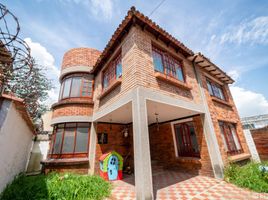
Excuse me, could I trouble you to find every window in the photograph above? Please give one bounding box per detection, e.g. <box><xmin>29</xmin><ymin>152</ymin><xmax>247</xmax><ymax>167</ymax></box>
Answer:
<box><xmin>50</xmin><ymin>123</ymin><xmax>90</xmax><ymax>158</ymax></box>
<box><xmin>98</xmin><ymin>133</ymin><xmax>108</xmax><ymax>144</ymax></box>
<box><xmin>59</xmin><ymin>75</ymin><xmax>93</xmax><ymax>100</ymax></box>
<box><xmin>219</xmin><ymin>121</ymin><xmax>243</xmax><ymax>155</ymax></box>
<box><xmin>152</xmin><ymin>46</ymin><xmax>184</xmax><ymax>82</ymax></box>
<box><xmin>207</xmin><ymin>79</ymin><xmax>225</xmax><ymax>100</ymax></box>
<box><xmin>174</xmin><ymin>121</ymin><xmax>200</xmax><ymax>158</ymax></box>
<box><xmin>102</xmin><ymin>54</ymin><xmax>122</xmax><ymax>90</ymax></box>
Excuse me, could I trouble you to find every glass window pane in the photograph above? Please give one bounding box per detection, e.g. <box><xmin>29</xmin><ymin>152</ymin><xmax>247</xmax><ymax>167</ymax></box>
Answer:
<box><xmin>218</xmin><ymin>87</ymin><xmax>225</xmax><ymax>100</ymax></box>
<box><xmin>62</xmin><ymin>128</ymin><xmax>75</xmax><ymax>153</ymax></box>
<box><xmin>66</xmin><ymin>123</ymin><xmax>76</xmax><ymax>128</ymax></box>
<box><xmin>77</xmin><ymin>123</ymin><xmax>90</xmax><ymax>127</ymax></box>
<box><xmin>62</xmin><ymin>78</ymin><xmax>72</xmax><ymax>98</ymax></box>
<box><xmin>176</xmin><ymin>66</ymin><xmax>184</xmax><ymax>81</ymax></box>
<box><xmin>70</xmin><ymin>77</ymin><xmax>81</xmax><ymax>97</ymax></box>
<box><xmin>219</xmin><ymin>124</ymin><xmax>228</xmax><ymax>150</ymax></box>
<box><xmin>189</xmin><ymin>126</ymin><xmax>199</xmax><ymax>153</ymax></box>
<box><xmin>75</xmin><ymin>127</ymin><xmax>89</xmax><ymax>153</ymax></box>
<box><xmin>152</xmin><ymin>50</ymin><xmax>164</xmax><ymax>73</ymax></box>
<box><xmin>59</xmin><ymin>83</ymin><xmax>63</xmax><ymax>100</ymax></box>
<box><xmin>231</xmin><ymin>125</ymin><xmax>241</xmax><ymax>150</ymax></box>
<box><xmin>207</xmin><ymin>81</ymin><xmax>213</xmax><ymax>95</ymax></box>
<box><xmin>116</xmin><ymin>62</ymin><xmax>122</xmax><ymax>78</ymax></box>
<box><xmin>53</xmin><ymin>128</ymin><xmax>64</xmax><ymax>154</ymax></box>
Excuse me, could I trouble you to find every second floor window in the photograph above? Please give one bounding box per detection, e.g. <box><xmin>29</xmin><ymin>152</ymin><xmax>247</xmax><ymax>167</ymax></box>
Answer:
<box><xmin>152</xmin><ymin>46</ymin><xmax>184</xmax><ymax>82</ymax></box>
<box><xmin>207</xmin><ymin>79</ymin><xmax>225</xmax><ymax>100</ymax></box>
<box><xmin>59</xmin><ymin>75</ymin><xmax>93</xmax><ymax>100</ymax></box>
<box><xmin>103</xmin><ymin>54</ymin><xmax>122</xmax><ymax>90</ymax></box>
<box><xmin>219</xmin><ymin>121</ymin><xmax>243</xmax><ymax>155</ymax></box>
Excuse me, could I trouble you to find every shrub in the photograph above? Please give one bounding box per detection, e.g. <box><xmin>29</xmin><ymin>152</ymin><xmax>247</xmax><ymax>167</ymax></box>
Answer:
<box><xmin>224</xmin><ymin>162</ymin><xmax>268</xmax><ymax>193</ymax></box>
<box><xmin>0</xmin><ymin>173</ymin><xmax>111</xmax><ymax>200</ymax></box>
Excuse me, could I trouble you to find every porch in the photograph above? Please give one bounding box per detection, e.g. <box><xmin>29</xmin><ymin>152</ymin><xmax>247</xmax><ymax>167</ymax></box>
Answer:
<box><xmin>91</xmin><ymin>87</ymin><xmax>224</xmax><ymax>199</ymax></box>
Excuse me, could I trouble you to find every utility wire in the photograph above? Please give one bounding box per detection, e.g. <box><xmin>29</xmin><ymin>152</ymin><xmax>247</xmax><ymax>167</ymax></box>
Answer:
<box><xmin>148</xmin><ymin>0</ymin><xmax>167</xmax><ymax>17</ymax></box>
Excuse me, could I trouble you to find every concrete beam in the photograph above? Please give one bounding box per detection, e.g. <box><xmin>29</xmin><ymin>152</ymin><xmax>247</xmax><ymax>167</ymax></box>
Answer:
<box><xmin>50</xmin><ymin>115</ymin><xmax>93</xmax><ymax>125</ymax></box>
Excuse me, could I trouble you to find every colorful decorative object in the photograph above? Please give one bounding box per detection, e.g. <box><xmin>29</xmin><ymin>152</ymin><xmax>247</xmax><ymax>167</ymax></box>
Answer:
<box><xmin>99</xmin><ymin>151</ymin><xmax>123</xmax><ymax>181</ymax></box>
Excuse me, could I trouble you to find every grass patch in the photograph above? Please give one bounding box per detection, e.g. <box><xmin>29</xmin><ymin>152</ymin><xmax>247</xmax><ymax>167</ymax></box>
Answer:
<box><xmin>0</xmin><ymin>173</ymin><xmax>111</xmax><ymax>200</ymax></box>
<box><xmin>224</xmin><ymin>161</ymin><xmax>268</xmax><ymax>193</ymax></box>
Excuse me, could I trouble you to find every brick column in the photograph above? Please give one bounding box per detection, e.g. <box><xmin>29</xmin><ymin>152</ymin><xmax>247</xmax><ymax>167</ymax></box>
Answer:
<box><xmin>132</xmin><ymin>88</ymin><xmax>153</xmax><ymax>200</ymax></box>
<box><xmin>88</xmin><ymin>122</ymin><xmax>97</xmax><ymax>175</ymax></box>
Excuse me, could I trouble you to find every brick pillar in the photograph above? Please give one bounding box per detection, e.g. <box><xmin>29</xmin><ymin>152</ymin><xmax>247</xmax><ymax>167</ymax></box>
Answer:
<box><xmin>132</xmin><ymin>88</ymin><xmax>153</xmax><ymax>200</ymax></box>
<box><xmin>88</xmin><ymin>122</ymin><xmax>97</xmax><ymax>175</ymax></box>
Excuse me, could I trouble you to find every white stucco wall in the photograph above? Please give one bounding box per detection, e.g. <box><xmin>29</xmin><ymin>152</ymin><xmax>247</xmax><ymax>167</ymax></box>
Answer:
<box><xmin>27</xmin><ymin>135</ymin><xmax>50</xmax><ymax>173</ymax></box>
<box><xmin>0</xmin><ymin>101</ymin><xmax>33</xmax><ymax>192</ymax></box>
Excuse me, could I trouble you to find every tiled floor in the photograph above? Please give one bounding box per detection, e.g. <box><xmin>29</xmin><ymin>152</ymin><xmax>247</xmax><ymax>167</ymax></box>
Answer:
<box><xmin>110</xmin><ymin>170</ymin><xmax>268</xmax><ymax>200</ymax></box>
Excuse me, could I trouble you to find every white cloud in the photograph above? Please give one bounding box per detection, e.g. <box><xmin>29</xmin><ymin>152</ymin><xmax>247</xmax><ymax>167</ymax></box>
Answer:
<box><xmin>24</xmin><ymin>38</ymin><xmax>60</xmax><ymax>106</ymax></box>
<box><xmin>90</xmin><ymin>0</ymin><xmax>113</xmax><ymax>20</ymax></box>
<box><xmin>58</xmin><ymin>0</ymin><xmax>114</xmax><ymax>21</ymax></box>
<box><xmin>230</xmin><ymin>86</ymin><xmax>268</xmax><ymax>117</ymax></box>
<box><xmin>220</xmin><ymin>16</ymin><xmax>268</xmax><ymax>45</ymax></box>
<box><xmin>227</xmin><ymin>69</ymin><xmax>240</xmax><ymax>82</ymax></box>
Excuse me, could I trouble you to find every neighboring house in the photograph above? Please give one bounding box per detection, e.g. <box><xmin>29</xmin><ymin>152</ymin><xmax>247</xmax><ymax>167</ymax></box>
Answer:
<box><xmin>0</xmin><ymin>94</ymin><xmax>35</xmax><ymax>192</ymax></box>
<box><xmin>241</xmin><ymin>114</ymin><xmax>268</xmax><ymax>130</ymax></box>
<box><xmin>43</xmin><ymin>7</ymin><xmax>251</xmax><ymax>199</ymax></box>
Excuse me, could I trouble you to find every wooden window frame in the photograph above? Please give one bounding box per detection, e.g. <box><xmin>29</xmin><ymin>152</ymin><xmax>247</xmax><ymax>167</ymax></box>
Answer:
<box><xmin>59</xmin><ymin>75</ymin><xmax>94</xmax><ymax>100</ymax></box>
<box><xmin>207</xmin><ymin>78</ymin><xmax>226</xmax><ymax>101</ymax></box>
<box><xmin>219</xmin><ymin>121</ymin><xmax>243</xmax><ymax>156</ymax></box>
<box><xmin>174</xmin><ymin>121</ymin><xmax>200</xmax><ymax>158</ymax></box>
<box><xmin>152</xmin><ymin>45</ymin><xmax>185</xmax><ymax>82</ymax></box>
<box><xmin>102</xmin><ymin>53</ymin><xmax>122</xmax><ymax>91</ymax></box>
<box><xmin>49</xmin><ymin>122</ymin><xmax>90</xmax><ymax>159</ymax></box>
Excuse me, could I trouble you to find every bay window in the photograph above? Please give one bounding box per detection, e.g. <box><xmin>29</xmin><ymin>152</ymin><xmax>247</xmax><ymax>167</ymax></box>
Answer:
<box><xmin>219</xmin><ymin>121</ymin><xmax>243</xmax><ymax>155</ymax></box>
<box><xmin>207</xmin><ymin>79</ymin><xmax>225</xmax><ymax>100</ymax></box>
<box><xmin>59</xmin><ymin>75</ymin><xmax>93</xmax><ymax>100</ymax></box>
<box><xmin>102</xmin><ymin>54</ymin><xmax>122</xmax><ymax>90</ymax></box>
<box><xmin>50</xmin><ymin>123</ymin><xmax>90</xmax><ymax>158</ymax></box>
<box><xmin>152</xmin><ymin>46</ymin><xmax>184</xmax><ymax>82</ymax></box>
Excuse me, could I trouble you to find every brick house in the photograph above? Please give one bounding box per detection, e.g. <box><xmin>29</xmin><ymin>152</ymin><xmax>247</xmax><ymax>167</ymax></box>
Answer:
<box><xmin>43</xmin><ymin>7</ymin><xmax>251</xmax><ymax>199</ymax></box>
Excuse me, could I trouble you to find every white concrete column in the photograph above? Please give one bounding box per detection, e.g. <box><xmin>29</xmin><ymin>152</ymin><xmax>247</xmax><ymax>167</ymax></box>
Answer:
<box><xmin>88</xmin><ymin>122</ymin><xmax>97</xmax><ymax>175</ymax></box>
<box><xmin>243</xmin><ymin>129</ymin><xmax>260</xmax><ymax>162</ymax></box>
<box><xmin>132</xmin><ymin>88</ymin><xmax>153</xmax><ymax>200</ymax></box>
<box><xmin>192</xmin><ymin>62</ymin><xmax>224</xmax><ymax>179</ymax></box>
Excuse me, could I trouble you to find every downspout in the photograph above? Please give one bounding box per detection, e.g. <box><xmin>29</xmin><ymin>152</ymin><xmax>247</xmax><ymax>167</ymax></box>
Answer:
<box><xmin>191</xmin><ymin>55</ymin><xmax>225</xmax><ymax>179</ymax></box>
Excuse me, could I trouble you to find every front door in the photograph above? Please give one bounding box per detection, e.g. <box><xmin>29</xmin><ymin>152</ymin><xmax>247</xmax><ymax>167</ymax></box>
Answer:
<box><xmin>108</xmin><ymin>155</ymin><xmax>119</xmax><ymax>181</ymax></box>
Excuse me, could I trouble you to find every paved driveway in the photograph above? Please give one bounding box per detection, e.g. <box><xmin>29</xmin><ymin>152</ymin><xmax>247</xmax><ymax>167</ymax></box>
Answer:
<box><xmin>110</xmin><ymin>170</ymin><xmax>268</xmax><ymax>200</ymax></box>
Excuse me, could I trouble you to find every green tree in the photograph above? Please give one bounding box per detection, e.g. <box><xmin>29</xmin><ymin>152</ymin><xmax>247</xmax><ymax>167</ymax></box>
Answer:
<box><xmin>6</xmin><ymin>59</ymin><xmax>53</xmax><ymax>130</ymax></box>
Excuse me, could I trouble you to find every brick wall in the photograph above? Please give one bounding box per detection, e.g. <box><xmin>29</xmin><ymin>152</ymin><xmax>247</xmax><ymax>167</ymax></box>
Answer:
<box><xmin>251</xmin><ymin>127</ymin><xmax>268</xmax><ymax>161</ymax></box>
<box><xmin>93</xmin><ymin>26</ymin><xmax>202</xmax><ymax>113</ymax></box>
<box><xmin>61</xmin><ymin>48</ymin><xmax>101</xmax><ymax>70</ymax></box>
<box><xmin>94</xmin><ymin>123</ymin><xmax>134</xmax><ymax>175</ymax></box>
<box><xmin>52</xmin><ymin>104</ymin><xmax>93</xmax><ymax>118</ymax></box>
<box><xmin>149</xmin><ymin>116</ymin><xmax>214</xmax><ymax>177</ymax></box>
<box><xmin>199</xmin><ymin>69</ymin><xmax>250</xmax><ymax>164</ymax></box>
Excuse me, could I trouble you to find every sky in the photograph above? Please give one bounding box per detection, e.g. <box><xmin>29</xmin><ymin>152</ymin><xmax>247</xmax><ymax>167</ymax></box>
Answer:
<box><xmin>3</xmin><ymin>0</ymin><xmax>268</xmax><ymax>118</ymax></box>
